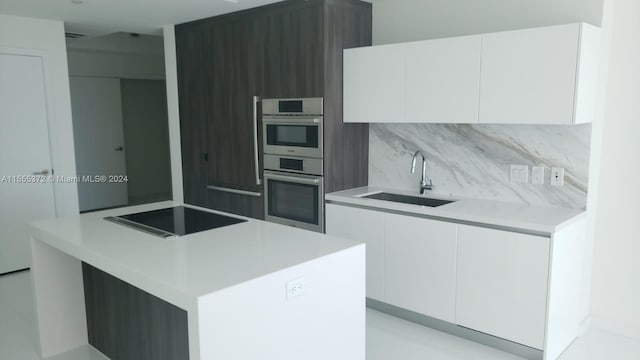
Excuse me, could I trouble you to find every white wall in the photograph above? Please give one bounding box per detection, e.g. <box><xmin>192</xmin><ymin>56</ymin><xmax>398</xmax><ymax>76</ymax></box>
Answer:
<box><xmin>67</xmin><ymin>33</ymin><xmax>165</xmax><ymax>79</ymax></box>
<box><xmin>67</xmin><ymin>32</ymin><xmax>168</xmax><ymax>209</ymax></box>
<box><xmin>67</xmin><ymin>51</ymin><xmax>165</xmax><ymax>80</ymax></box>
<box><xmin>589</xmin><ymin>0</ymin><xmax>640</xmax><ymax>339</ymax></box>
<box><xmin>0</xmin><ymin>14</ymin><xmax>79</xmax><ymax>216</ymax></box>
<box><xmin>67</xmin><ymin>32</ymin><xmax>165</xmax><ymax>55</ymax></box>
<box><xmin>372</xmin><ymin>0</ymin><xmax>604</xmax><ymax>45</ymax></box>
<box><xmin>162</xmin><ymin>25</ymin><xmax>184</xmax><ymax>203</ymax></box>
<box><xmin>581</xmin><ymin>0</ymin><xmax>614</xmax><ymax>334</ymax></box>
<box><xmin>120</xmin><ymin>79</ymin><xmax>172</xmax><ymax>204</ymax></box>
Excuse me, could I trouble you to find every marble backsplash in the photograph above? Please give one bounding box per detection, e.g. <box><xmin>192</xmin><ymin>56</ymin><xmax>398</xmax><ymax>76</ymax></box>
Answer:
<box><xmin>369</xmin><ymin>123</ymin><xmax>591</xmax><ymax>209</ymax></box>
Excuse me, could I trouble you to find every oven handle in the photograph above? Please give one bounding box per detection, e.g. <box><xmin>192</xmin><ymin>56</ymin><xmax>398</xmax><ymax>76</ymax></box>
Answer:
<box><xmin>265</xmin><ymin>173</ymin><xmax>322</xmax><ymax>185</ymax></box>
<box><xmin>262</xmin><ymin>117</ymin><xmax>321</xmax><ymax>124</ymax></box>
<box><xmin>253</xmin><ymin>95</ymin><xmax>262</xmax><ymax>186</ymax></box>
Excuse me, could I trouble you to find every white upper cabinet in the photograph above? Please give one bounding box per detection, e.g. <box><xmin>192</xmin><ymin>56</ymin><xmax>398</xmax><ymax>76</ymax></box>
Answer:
<box><xmin>405</xmin><ymin>35</ymin><xmax>481</xmax><ymax>124</ymax></box>
<box><xmin>343</xmin><ymin>43</ymin><xmax>405</xmax><ymax>123</ymax></box>
<box><xmin>479</xmin><ymin>23</ymin><xmax>600</xmax><ymax>124</ymax></box>
<box><xmin>343</xmin><ymin>23</ymin><xmax>599</xmax><ymax>124</ymax></box>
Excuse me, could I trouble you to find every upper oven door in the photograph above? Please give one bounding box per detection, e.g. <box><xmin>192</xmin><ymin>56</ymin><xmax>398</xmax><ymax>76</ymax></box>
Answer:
<box><xmin>263</xmin><ymin>116</ymin><xmax>323</xmax><ymax>158</ymax></box>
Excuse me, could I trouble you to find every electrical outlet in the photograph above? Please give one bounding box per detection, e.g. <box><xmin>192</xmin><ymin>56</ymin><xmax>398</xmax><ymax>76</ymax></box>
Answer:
<box><xmin>286</xmin><ymin>277</ymin><xmax>305</xmax><ymax>300</ymax></box>
<box><xmin>550</xmin><ymin>167</ymin><xmax>565</xmax><ymax>186</ymax></box>
<box><xmin>510</xmin><ymin>165</ymin><xmax>529</xmax><ymax>183</ymax></box>
<box><xmin>531</xmin><ymin>166</ymin><xmax>545</xmax><ymax>185</ymax></box>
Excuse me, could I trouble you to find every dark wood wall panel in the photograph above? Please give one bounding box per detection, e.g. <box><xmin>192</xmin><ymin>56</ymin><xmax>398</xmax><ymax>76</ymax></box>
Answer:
<box><xmin>82</xmin><ymin>263</ymin><xmax>189</xmax><ymax>360</ymax></box>
<box><xmin>323</xmin><ymin>0</ymin><xmax>372</xmax><ymax>193</ymax></box>
<box><xmin>207</xmin><ymin>190</ymin><xmax>264</xmax><ymax>219</ymax></box>
<box><xmin>176</xmin><ymin>0</ymin><xmax>372</xmax><ymax>218</ymax></box>
<box><xmin>262</xmin><ymin>4</ymin><xmax>324</xmax><ymax>98</ymax></box>
<box><xmin>176</xmin><ymin>30</ymin><xmax>209</xmax><ymax>207</ymax></box>
<box><xmin>206</xmin><ymin>20</ymin><xmax>259</xmax><ymax>192</ymax></box>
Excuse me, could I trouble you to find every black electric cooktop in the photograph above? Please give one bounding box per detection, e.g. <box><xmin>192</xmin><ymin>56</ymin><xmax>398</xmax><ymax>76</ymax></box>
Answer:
<box><xmin>105</xmin><ymin>206</ymin><xmax>246</xmax><ymax>238</ymax></box>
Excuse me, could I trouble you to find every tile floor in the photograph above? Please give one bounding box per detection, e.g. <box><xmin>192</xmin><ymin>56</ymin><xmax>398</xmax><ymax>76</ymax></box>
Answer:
<box><xmin>2</xmin><ymin>271</ymin><xmax>639</xmax><ymax>360</ymax></box>
<box><xmin>0</xmin><ymin>271</ymin><xmax>39</xmax><ymax>360</ymax></box>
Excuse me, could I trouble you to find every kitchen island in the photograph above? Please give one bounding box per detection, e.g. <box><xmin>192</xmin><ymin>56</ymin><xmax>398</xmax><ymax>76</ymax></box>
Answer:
<box><xmin>29</xmin><ymin>201</ymin><xmax>365</xmax><ymax>360</ymax></box>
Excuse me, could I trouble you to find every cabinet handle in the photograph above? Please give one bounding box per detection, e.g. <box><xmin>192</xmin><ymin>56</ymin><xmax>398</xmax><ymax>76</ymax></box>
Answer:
<box><xmin>253</xmin><ymin>95</ymin><xmax>262</xmax><ymax>186</ymax></box>
<box><xmin>262</xmin><ymin>117</ymin><xmax>321</xmax><ymax>124</ymax></box>
<box><xmin>32</xmin><ymin>169</ymin><xmax>50</xmax><ymax>176</ymax></box>
<box><xmin>207</xmin><ymin>185</ymin><xmax>262</xmax><ymax>197</ymax></box>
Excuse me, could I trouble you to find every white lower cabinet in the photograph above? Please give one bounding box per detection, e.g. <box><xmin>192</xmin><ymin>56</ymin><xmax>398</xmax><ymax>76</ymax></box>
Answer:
<box><xmin>455</xmin><ymin>225</ymin><xmax>550</xmax><ymax>349</ymax></box>
<box><xmin>384</xmin><ymin>213</ymin><xmax>457</xmax><ymax>322</ymax></box>
<box><xmin>326</xmin><ymin>202</ymin><xmax>587</xmax><ymax>359</ymax></box>
<box><xmin>326</xmin><ymin>204</ymin><xmax>385</xmax><ymax>301</ymax></box>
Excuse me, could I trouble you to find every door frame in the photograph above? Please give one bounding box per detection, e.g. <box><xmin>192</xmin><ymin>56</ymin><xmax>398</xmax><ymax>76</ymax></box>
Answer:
<box><xmin>0</xmin><ymin>47</ymin><xmax>58</xmax><ymax>217</ymax></box>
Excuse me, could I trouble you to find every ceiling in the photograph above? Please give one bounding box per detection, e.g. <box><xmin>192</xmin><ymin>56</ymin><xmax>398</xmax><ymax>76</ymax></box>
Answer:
<box><xmin>0</xmin><ymin>0</ymin><xmax>285</xmax><ymax>37</ymax></box>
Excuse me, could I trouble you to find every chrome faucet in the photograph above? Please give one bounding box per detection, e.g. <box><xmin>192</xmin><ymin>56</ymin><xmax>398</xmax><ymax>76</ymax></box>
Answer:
<box><xmin>411</xmin><ymin>150</ymin><xmax>433</xmax><ymax>195</ymax></box>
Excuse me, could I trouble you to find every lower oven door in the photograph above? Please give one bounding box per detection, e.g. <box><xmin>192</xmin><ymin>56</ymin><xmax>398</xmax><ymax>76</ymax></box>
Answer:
<box><xmin>264</xmin><ymin>171</ymin><xmax>324</xmax><ymax>232</ymax></box>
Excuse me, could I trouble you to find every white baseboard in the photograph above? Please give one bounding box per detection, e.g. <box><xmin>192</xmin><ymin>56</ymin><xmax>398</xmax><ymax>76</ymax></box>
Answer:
<box><xmin>590</xmin><ymin>315</ymin><xmax>640</xmax><ymax>341</ymax></box>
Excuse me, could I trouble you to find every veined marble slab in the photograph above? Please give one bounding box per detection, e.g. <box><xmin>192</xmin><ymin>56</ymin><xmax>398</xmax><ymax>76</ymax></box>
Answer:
<box><xmin>369</xmin><ymin>124</ymin><xmax>591</xmax><ymax>209</ymax></box>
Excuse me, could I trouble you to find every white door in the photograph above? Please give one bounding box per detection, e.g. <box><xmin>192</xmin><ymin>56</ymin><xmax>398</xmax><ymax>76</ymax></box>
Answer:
<box><xmin>0</xmin><ymin>53</ymin><xmax>56</xmax><ymax>274</ymax></box>
<box><xmin>70</xmin><ymin>77</ymin><xmax>128</xmax><ymax>212</ymax></box>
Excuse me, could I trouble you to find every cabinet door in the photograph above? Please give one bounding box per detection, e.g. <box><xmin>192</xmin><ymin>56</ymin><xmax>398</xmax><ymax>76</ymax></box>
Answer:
<box><xmin>206</xmin><ymin>21</ymin><xmax>259</xmax><ymax>192</ymax></box>
<box><xmin>203</xmin><ymin>19</ymin><xmax>265</xmax><ymax>218</ymax></box>
<box><xmin>343</xmin><ymin>43</ymin><xmax>405</xmax><ymax>123</ymax></box>
<box><xmin>479</xmin><ymin>24</ymin><xmax>580</xmax><ymax>124</ymax></box>
<box><xmin>455</xmin><ymin>225</ymin><xmax>550</xmax><ymax>349</ymax></box>
<box><xmin>262</xmin><ymin>4</ymin><xmax>324</xmax><ymax>98</ymax></box>
<box><xmin>405</xmin><ymin>35</ymin><xmax>481</xmax><ymax>123</ymax></box>
<box><xmin>326</xmin><ymin>204</ymin><xmax>385</xmax><ymax>301</ymax></box>
<box><xmin>385</xmin><ymin>213</ymin><xmax>457</xmax><ymax>322</ymax></box>
<box><xmin>175</xmin><ymin>28</ymin><xmax>209</xmax><ymax>207</ymax></box>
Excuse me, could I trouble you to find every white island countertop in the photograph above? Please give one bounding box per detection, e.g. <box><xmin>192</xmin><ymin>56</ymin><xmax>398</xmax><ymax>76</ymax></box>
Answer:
<box><xmin>29</xmin><ymin>201</ymin><xmax>362</xmax><ymax>311</ymax></box>
<box><xmin>326</xmin><ymin>187</ymin><xmax>585</xmax><ymax>235</ymax></box>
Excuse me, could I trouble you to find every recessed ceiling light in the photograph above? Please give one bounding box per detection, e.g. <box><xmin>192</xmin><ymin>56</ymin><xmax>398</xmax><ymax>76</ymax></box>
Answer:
<box><xmin>223</xmin><ymin>0</ymin><xmax>239</xmax><ymax>3</ymax></box>
<box><xmin>71</xmin><ymin>0</ymin><xmax>84</xmax><ymax>5</ymax></box>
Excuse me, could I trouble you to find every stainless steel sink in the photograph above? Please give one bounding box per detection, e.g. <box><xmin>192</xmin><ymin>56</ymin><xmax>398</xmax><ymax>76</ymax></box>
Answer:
<box><xmin>362</xmin><ymin>192</ymin><xmax>455</xmax><ymax>207</ymax></box>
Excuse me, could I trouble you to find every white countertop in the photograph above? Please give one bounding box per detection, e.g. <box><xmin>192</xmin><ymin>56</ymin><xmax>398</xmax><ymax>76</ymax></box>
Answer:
<box><xmin>326</xmin><ymin>187</ymin><xmax>585</xmax><ymax>235</ymax></box>
<box><xmin>29</xmin><ymin>201</ymin><xmax>362</xmax><ymax>310</ymax></box>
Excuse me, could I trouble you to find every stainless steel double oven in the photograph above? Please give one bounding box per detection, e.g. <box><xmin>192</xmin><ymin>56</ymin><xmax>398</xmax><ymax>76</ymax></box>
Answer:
<box><xmin>262</xmin><ymin>98</ymin><xmax>324</xmax><ymax>232</ymax></box>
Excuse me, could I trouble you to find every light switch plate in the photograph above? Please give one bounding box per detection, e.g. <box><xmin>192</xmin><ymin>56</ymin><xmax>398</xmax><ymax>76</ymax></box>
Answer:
<box><xmin>531</xmin><ymin>166</ymin><xmax>545</xmax><ymax>185</ymax></box>
<box><xmin>510</xmin><ymin>165</ymin><xmax>529</xmax><ymax>183</ymax></box>
<box><xmin>550</xmin><ymin>167</ymin><xmax>565</xmax><ymax>186</ymax></box>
